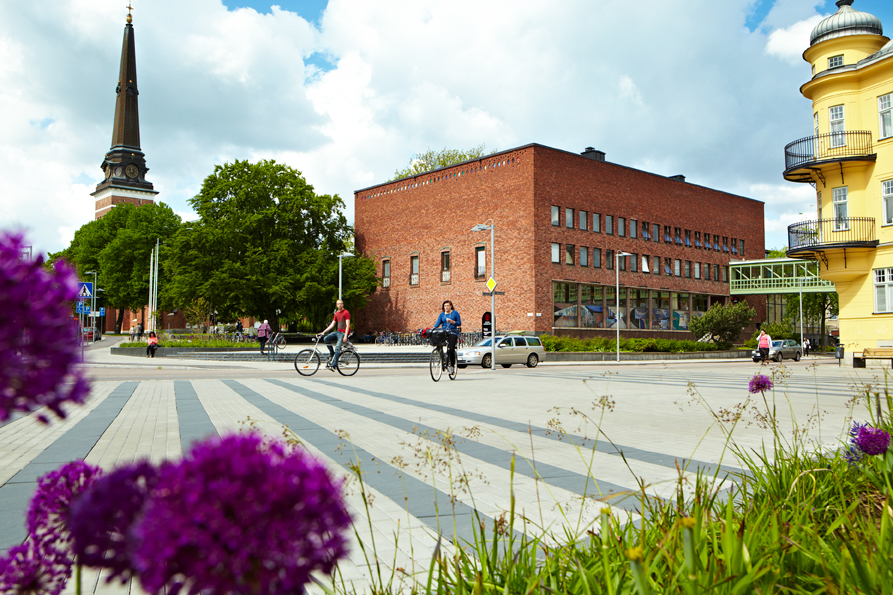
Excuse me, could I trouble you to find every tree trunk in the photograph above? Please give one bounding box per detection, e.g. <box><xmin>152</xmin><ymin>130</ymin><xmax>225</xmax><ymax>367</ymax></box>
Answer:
<box><xmin>115</xmin><ymin>308</ymin><xmax>125</xmax><ymax>334</ymax></box>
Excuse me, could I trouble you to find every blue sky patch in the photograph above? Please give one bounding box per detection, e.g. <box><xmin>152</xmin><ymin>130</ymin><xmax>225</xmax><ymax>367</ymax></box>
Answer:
<box><xmin>223</xmin><ymin>0</ymin><xmax>327</xmax><ymax>24</ymax></box>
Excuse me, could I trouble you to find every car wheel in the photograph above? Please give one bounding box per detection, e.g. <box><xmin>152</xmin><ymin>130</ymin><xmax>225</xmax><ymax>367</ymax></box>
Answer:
<box><xmin>776</xmin><ymin>352</ymin><xmax>783</xmax><ymax>362</ymax></box>
<box><xmin>481</xmin><ymin>354</ymin><xmax>492</xmax><ymax>368</ymax></box>
<box><xmin>501</xmin><ymin>364</ymin><xmax>512</xmax><ymax>368</ymax></box>
<box><xmin>526</xmin><ymin>353</ymin><xmax>539</xmax><ymax>368</ymax></box>
<box><xmin>794</xmin><ymin>351</ymin><xmax>801</xmax><ymax>362</ymax></box>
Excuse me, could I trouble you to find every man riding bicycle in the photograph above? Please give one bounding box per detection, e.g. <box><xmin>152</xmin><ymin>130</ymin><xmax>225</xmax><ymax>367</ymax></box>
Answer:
<box><xmin>432</xmin><ymin>300</ymin><xmax>461</xmax><ymax>368</ymax></box>
<box><xmin>319</xmin><ymin>299</ymin><xmax>350</xmax><ymax>370</ymax></box>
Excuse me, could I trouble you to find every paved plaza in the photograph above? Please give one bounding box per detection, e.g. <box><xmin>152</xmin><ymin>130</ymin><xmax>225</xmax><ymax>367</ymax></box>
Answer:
<box><xmin>0</xmin><ymin>342</ymin><xmax>886</xmax><ymax>594</ymax></box>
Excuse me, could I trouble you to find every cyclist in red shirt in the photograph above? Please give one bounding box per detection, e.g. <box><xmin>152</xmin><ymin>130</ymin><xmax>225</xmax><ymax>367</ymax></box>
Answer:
<box><xmin>320</xmin><ymin>300</ymin><xmax>350</xmax><ymax>370</ymax></box>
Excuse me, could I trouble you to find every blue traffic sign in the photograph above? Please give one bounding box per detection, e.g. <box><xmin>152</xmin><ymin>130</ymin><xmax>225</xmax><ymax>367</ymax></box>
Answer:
<box><xmin>100</xmin><ymin>307</ymin><xmax>105</xmax><ymax>316</ymax></box>
<box><xmin>76</xmin><ymin>282</ymin><xmax>93</xmax><ymax>299</ymax></box>
<box><xmin>76</xmin><ymin>302</ymin><xmax>83</xmax><ymax>314</ymax></box>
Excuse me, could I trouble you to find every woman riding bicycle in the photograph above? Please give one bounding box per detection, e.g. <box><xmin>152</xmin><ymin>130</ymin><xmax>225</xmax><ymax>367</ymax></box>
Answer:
<box><xmin>432</xmin><ymin>300</ymin><xmax>462</xmax><ymax>368</ymax></box>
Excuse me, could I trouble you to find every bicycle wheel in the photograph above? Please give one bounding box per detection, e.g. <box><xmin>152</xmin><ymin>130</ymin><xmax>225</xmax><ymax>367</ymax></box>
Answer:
<box><xmin>337</xmin><ymin>350</ymin><xmax>360</xmax><ymax>376</ymax></box>
<box><xmin>275</xmin><ymin>336</ymin><xmax>286</xmax><ymax>349</ymax></box>
<box><xmin>294</xmin><ymin>349</ymin><xmax>320</xmax><ymax>376</ymax></box>
<box><xmin>429</xmin><ymin>349</ymin><xmax>443</xmax><ymax>382</ymax></box>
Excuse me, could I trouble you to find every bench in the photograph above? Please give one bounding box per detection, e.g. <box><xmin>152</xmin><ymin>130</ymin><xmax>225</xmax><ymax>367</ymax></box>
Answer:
<box><xmin>853</xmin><ymin>347</ymin><xmax>893</xmax><ymax>368</ymax></box>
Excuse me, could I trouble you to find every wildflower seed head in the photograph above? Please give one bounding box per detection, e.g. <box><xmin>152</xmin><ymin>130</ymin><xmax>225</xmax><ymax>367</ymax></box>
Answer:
<box><xmin>0</xmin><ymin>534</ymin><xmax>72</xmax><ymax>595</ymax></box>
<box><xmin>854</xmin><ymin>426</ymin><xmax>891</xmax><ymax>456</ymax></box>
<box><xmin>748</xmin><ymin>374</ymin><xmax>773</xmax><ymax>394</ymax></box>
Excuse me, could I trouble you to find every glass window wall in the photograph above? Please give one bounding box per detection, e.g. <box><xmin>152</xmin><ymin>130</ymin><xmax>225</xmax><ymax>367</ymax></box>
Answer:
<box><xmin>553</xmin><ymin>282</ymin><xmax>578</xmax><ymax>327</ymax></box>
<box><xmin>672</xmin><ymin>293</ymin><xmax>690</xmax><ymax>331</ymax></box>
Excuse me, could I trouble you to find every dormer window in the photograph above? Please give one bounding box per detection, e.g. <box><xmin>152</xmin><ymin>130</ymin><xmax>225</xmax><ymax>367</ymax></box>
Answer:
<box><xmin>828</xmin><ymin>55</ymin><xmax>844</xmax><ymax>69</ymax></box>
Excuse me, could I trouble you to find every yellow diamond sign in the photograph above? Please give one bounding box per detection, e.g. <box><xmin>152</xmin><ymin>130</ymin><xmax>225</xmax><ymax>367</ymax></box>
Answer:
<box><xmin>486</xmin><ymin>277</ymin><xmax>498</xmax><ymax>292</ymax></box>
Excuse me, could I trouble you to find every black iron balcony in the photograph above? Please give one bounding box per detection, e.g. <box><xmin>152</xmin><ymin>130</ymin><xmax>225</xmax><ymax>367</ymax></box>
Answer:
<box><xmin>787</xmin><ymin>217</ymin><xmax>878</xmax><ymax>257</ymax></box>
<box><xmin>783</xmin><ymin>131</ymin><xmax>876</xmax><ymax>183</ymax></box>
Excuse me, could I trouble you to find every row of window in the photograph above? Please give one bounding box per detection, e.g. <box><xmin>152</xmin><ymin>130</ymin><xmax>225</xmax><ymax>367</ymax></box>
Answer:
<box><xmin>552</xmin><ymin>281</ymin><xmax>725</xmax><ymax>331</ymax></box>
<box><xmin>815</xmin><ymin>93</ymin><xmax>893</xmax><ymax>145</ymax></box>
<box><xmin>381</xmin><ymin>247</ymin><xmax>489</xmax><ymax>287</ymax></box>
<box><xmin>550</xmin><ymin>243</ymin><xmax>729</xmax><ymax>281</ymax></box>
<box><xmin>875</xmin><ymin>268</ymin><xmax>893</xmax><ymax>313</ymax></box>
<box><xmin>824</xmin><ymin>181</ymin><xmax>893</xmax><ymax>228</ymax></box>
<box><xmin>549</xmin><ymin>206</ymin><xmax>745</xmax><ymax>255</ymax></box>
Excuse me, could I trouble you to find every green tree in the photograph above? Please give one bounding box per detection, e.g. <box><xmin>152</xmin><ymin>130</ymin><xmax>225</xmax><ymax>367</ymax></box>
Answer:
<box><xmin>783</xmin><ymin>291</ymin><xmax>839</xmax><ymax>349</ymax></box>
<box><xmin>689</xmin><ymin>301</ymin><xmax>756</xmax><ymax>347</ymax></box>
<box><xmin>50</xmin><ymin>203</ymin><xmax>182</xmax><ymax>332</ymax></box>
<box><xmin>391</xmin><ymin>144</ymin><xmax>495</xmax><ymax>180</ymax></box>
<box><xmin>182</xmin><ymin>297</ymin><xmax>213</xmax><ymax>339</ymax></box>
<box><xmin>766</xmin><ymin>247</ymin><xmax>788</xmax><ymax>258</ymax></box>
<box><xmin>163</xmin><ymin>159</ymin><xmax>378</xmax><ymax>329</ymax></box>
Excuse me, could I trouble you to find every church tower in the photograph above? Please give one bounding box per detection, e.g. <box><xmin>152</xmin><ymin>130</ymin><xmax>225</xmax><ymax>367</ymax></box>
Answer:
<box><xmin>91</xmin><ymin>8</ymin><xmax>158</xmax><ymax>219</ymax></box>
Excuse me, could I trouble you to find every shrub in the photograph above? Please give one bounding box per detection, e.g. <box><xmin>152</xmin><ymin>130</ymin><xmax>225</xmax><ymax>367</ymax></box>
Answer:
<box><xmin>539</xmin><ymin>335</ymin><xmax>724</xmax><ymax>353</ymax></box>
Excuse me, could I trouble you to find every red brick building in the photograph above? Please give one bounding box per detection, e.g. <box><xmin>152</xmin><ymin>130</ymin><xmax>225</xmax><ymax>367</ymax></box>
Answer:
<box><xmin>354</xmin><ymin>144</ymin><xmax>765</xmax><ymax>339</ymax></box>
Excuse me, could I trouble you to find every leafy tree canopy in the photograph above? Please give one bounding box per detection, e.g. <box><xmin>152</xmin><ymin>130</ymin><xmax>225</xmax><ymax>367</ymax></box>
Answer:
<box><xmin>391</xmin><ymin>144</ymin><xmax>496</xmax><ymax>180</ymax></box>
<box><xmin>163</xmin><ymin>159</ymin><xmax>378</xmax><ymax>329</ymax></box>
<box><xmin>689</xmin><ymin>301</ymin><xmax>756</xmax><ymax>347</ymax></box>
<box><xmin>766</xmin><ymin>247</ymin><xmax>788</xmax><ymax>258</ymax></box>
<box><xmin>50</xmin><ymin>202</ymin><xmax>182</xmax><ymax>332</ymax></box>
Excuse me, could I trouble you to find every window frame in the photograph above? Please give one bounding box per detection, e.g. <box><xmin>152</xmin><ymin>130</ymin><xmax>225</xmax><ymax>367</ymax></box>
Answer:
<box><xmin>441</xmin><ymin>250</ymin><xmax>451</xmax><ymax>283</ymax></box>
<box><xmin>606</xmin><ymin>249</ymin><xmax>614</xmax><ymax>270</ymax></box>
<box><xmin>410</xmin><ymin>255</ymin><xmax>419</xmax><ymax>286</ymax></box>
<box><xmin>475</xmin><ymin>246</ymin><xmax>487</xmax><ymax>279</ymax></box>
<box><xmin>828</xmin><ymin>54</ymin><xmax>843</xmax><ymax>69</ymax></box>
<box><xmin>551</xmin><ymin>243</ymin><xmax>560</xmax><ymax>264</ymax></box>
<box><xmin>606</xmin><ymin>215</ymin><xmax>614</xmax><ymax>235</ymax></box>
<box><xmin>382</xmin><ymin>259</ymin><xmax>391</xmax><ymax>288</ymax></box>
<box><xmin>579</xmin><ymin>210</ymin><xmax>588</xmax><ymax>231</ymax></box>
<box><xmin>830</xmin><ymin>104</ymin><xmax>846</xmax><ymax>148</ymax></box>
<box><xmin>675</xmin><ymin>227</ymin><xmax>683</xmax><ymax>245</ymax></box>
<box><xmin>833</xmin><ymin>186</ymin><xmax>849</xmax><ymax>231</ymax></box>
<box><xmin>618</xmin><ymin>217</ymin><xmax>626</xmax><ymax>237</ymax></box>
<box><xmin>641</xmin><ymin>221</ymin><xmax>651</xmax><ymax>240</ymax></box>
<box><xmin>592</xmin><ymin>247</ymin><xmax>601</xmax><ymax>268</ymax></box>
<box><xmin>695</xmin><ymin>231</ymin><xmax>702</xmax><ymax>248</ymax></box>
<box><xmin>664</xmin><ymin>225</ymin><xmax>672</xmax><ymax>243</ymax></box>
<box><xmin>551</xmin><ymin>206</ymin><xmax>560</xmax><ymax>226</ymax></box>
<box><xmin>565</xmin><ymin>244</ymin><xmax>575</xmax><ymax>265</ymax></box>
<box><xmin>565</xmin><ymin>208</ymin><xmax>574</xmax><ymax>229</ymax></box>
<box><xmin>875</xmin><ymin>267</ymin><xmax>893</xmax><ymax>313</ymax></box>
<box><xmin>593</xmin><ymin>213</ymin><xmax>601</xmax><ymax>233</ymax></box>
<box><xmin>880</xmin><ymin>93</ymin><xmax>893</xmax><ymax>140</ymax></box>
<box><xmin>580</xmin><ymin>246</ymin><xmax>588</xmax><ymax>267</ymax></box>
<box><xmin>884</xmin><ymin>180</ymin><xmax>893</xmax><ymax>226</ymax></box>
<box><xmin>630</xmin><ymin>219</ymin><xmax>638</xmax><ymax>239</ymax></box>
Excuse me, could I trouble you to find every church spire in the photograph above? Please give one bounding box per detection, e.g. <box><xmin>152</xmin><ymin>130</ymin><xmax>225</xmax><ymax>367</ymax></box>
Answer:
<box><xmin>92</xmin><ymin>7</ymin><xmax>157</xmax><ymax>219</ymax></box>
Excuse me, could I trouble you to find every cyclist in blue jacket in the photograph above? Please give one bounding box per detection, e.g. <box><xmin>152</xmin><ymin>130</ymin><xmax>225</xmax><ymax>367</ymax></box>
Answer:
<box><xmin>433</xmin><ymin>300</ymin><xmax>462</xmax><ymax>368</ymax></box>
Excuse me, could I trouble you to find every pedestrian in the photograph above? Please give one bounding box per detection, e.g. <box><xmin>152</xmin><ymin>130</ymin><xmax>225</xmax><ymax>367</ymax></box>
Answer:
<box><xmin>136</xmin><ymin>323</ymin><xmax>144</xmax><ymax>342</ymax></box>
<box><xmin>146</xmin><ymin>332</ymin><xmax>158</xmax><ymax>358</ymax></box>
<box><xmin>432</xmin><ymin>300</ymin><xmax>462</xmax><ymax>369</ymax></box>
<box><xmin>803</xmin><ymin>337</ymin><xmax>810</xmax><ymax>357</ymax></box>
<box><xmin>320</xmin><ymin>299</ymin><xmax>351</xmax><ymax>370</ymax></box>
<box><xmin>130</xmin><ymin>321</ymin><xmax>136</xmax><ymax>342</ymax></box>
<box><xmin>236</xmin><ymin>320</ymin><xmax>243</xmax><ymax>334</ymax></box>
<box><xmin>257</xmin><ymin>319</ymin><xmax>272</xmax><ymax>355</ymax></box>
<box><xmin>758</xmin><ymin>329</ymin><xmax>772</xmax><ymax>363</ymax></box>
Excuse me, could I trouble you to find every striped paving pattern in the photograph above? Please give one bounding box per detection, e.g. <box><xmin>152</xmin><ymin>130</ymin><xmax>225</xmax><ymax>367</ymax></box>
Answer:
<box><xmin>0</xmin><ymin>363</ymin><xmax>867</xmax><ymax>594</ymax></box>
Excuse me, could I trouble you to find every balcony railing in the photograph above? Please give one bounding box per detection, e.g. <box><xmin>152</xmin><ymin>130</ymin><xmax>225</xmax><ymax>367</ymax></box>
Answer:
<box><xmin>787</xmin><ymin>217</ymin><xmax>878</xmax><ymax>254</ymax></box>
<box><xmin>784</xmin><ymin>131</ymin><xmax>875</xmax><ymax>175</ymax></box>
<box><xmin>441</xmin><ymin>270</ymin><xmax>450</xmax><ymax>283</ymax></box>
<box><xmin>474</xmin><ymin>266</ymin><xmax>487</xmax><ymax>280</ymax></box>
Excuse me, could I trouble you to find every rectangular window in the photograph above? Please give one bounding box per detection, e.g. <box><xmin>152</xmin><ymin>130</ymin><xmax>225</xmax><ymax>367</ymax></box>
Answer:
<box><xmin>731</xmin><ymin>238</ymin><xmax>738</xmax><ymax>255</ymax></box>
<box><xmin>828</xmin><ymin>54</ymin><xmax>843</xmax><ymax>69</ymax></box>
<box><xmin>593</xmin><ymin>213</ymin><xmax>601</xmax><ymax>233</ymax></box>
<box><xmin>675</xmin><ymin>227</ymin><xmax>682</xmax><ymax>245</ymax></box>
<box><xmin>606</xmin><ymin>216</ymin><xmax>614</xmax><ymax>235</ymax></box>
<box><xmin>654</xmin><ymin>223</ymin><xmax>661</xmax><ymax>243</ymax></box>
<box><xmin>833</xmin><ymin>186</ymin><xmax>849</xmax><ymax>230</ymax></box>
<box><xmin>664</xmin><ymin>257</ymin><xmax>673</xmax><ymax>276</ymax></box>
<box><xmin>653</xmin><ymin>255</ymin><xmax>660</xmax><ymax>275</ymax></box>
<box><xmin>618</xmin><ymin>217</ymin><xmax>626</xmax><ymax>237</ymax></box>
<box><xmin>830</xmin><ymin>105</ymin><xmax>846</xmax><ymax>148</ymax></box>
<box><xmin>722</xmin><ymin>236</ymin><xmax>729</xmax><ymax>252</ymax></box>
<box><xmin>713</xmin><ymin>235</ymin><xmax>721</xmax><ymax>251</ymax></box>
<box><xmin>704</xmin><ymin>263</ymin><xmax>710</xmax><ymax>280</ymax></box>
<box><xmin>881</xmin><ymin>93</ymin><xmax>893</xmax><ymax>139</ymax></box>
<box><xmin>884</xmin><ymin>180</ymin><xmax>893</xmax><ymax>226</ymax></box>
<box><xmin>723</xmin><ymin>266</ymin><xmax>729</xmax><ymax>283</ymax></box>
<box><xmin>441</xmin><ymin>251</ymin><xmax>450</xmax><ymax>283</ymax></box>
<box><xmin>410</xmin><ymin>255</ymin><xmax>419</xmax><ymax>286</ymax></box>
<box><xmin>685</xmin><ymin>260</ymin><xmax>691</xmax><ymax>278</ymax></box>
<box><xmin>579</xmin><ymin>210</ymin><xmax>588</xmax><ymax>231</ymax></box>
<box><xmin>551</xmin><ymin>243</ymin><xmax>560</xmax><ymax>264</ymax></box>
<box><xmin>694</xmin><ymin>262</ymin><xmax>701</xmax><ymax>279</ymax></box>
<box><xmin>593</xmin><ymin>248</ymin><xmax>601</xmax><ymax>268</ymax></box>
<box><xmin>606</xmin><ymin>249</ymin><xmax>614</xmax><ymax>269</ymax></box>
<box><xmin>566</xmin><ymin>208</ymin><xmax>574</xmax><ymax>229</ymax></box>
<box><xmin>664</xmin><ymin>225</ymin><xmax>672</xmax><ymax>243</ymax></box>
<box><xmin>875</xmin><ymin>268</ymin><xmax>893</xmax><ymax>312</ymax></box>
<box><xmin>684</xmin><ymin>230</ymin><xmax>692</xmax><ymax>247</ymax></box>
<box><xmin>580</xmin><ymin>246</ymin><xmax>588</xmax><ymax>267</ymax></box>
<box><xmin>714</xmin><ymin>264</ymin><xmax>720</xmax><ymax>280</ymax></box>
<box><xmin>641</xmin><ymin>222</ymin><xmax>650</xmax><ymax>240</ymax></box>
<box><xmin>642</xmin><ymin>254</ymin><xmax>650</xmax><ymax>273</ymax></box>
<box><xmin>695</xmin><ymin>231</ymin><xmax>702</xmax><ymax>248</ymax></box>
<box><xmin>565</xmin><ymin>244</ymin><xmax>575</xmax><ymax>265</ymax></box>
<box><xmin>551</xmin><ymin>206</ymin><xmax>560</xmax><ymax>226</ymax></box>
<box><xmin>618</xmin><ymin>254</ymin><xmax>626</xmax><ymax>271</ymax></box>
<box><xmin>740</xmin><ymin>239</ymin><xmax>745</xmax><ymax>257</ymax></box>
<box><xmin>382</xmin><ymin>260</ymin><xmax>390</xmax><ymax>288</ymax></box>
<box><xmin>703</xmin><ymin>231</ymin><xmax>711</xmax><ymax>250</ymax></box>
<box><xmin>630</xmin><ymin>253</ymin><xmax>638</xmax><ymax>272</ymax></box>
<box><xmin>674</xmin><ymin>259</ymin><xmax>681</xmax><ymax>276</ymax></box>
<box><xmin>476</xmin><ymin>246</ymin><xmax>487</xmax><ymax>278</ymax></box>
<box><xmin>630</xmin><ymin>219</ymin><xmax>638</xmax><ymax>239</ymax></box>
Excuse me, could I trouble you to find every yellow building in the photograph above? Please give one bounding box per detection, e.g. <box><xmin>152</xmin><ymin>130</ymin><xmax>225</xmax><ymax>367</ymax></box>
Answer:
<box><xmin>784</xmin><ymin>0</ymin><xmax>893</xmax><ymax>363</ymax></box>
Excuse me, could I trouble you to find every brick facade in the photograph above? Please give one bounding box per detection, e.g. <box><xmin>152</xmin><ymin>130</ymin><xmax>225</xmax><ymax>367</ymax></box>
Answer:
<box><xmin>354</xmin><ymin>144</ymin><xmax>765</xmax><ymax>340</ymax></box>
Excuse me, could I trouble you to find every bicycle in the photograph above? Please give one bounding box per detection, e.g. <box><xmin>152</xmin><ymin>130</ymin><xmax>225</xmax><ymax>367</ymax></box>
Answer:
<box><xmin>294</xmin><ymin>333</ymin><xmax>360</xmax><ymax>376</ymax></box>
<box><xmin>425</xmin><ymin>328</ymin><xmax>457</xmax><ymax>382</ymax></box>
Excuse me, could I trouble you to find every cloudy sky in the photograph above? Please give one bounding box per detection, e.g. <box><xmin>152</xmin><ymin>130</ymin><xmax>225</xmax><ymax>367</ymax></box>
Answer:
<box><xmin>2</xmin><ymin>0</ymin><xmax>892</xmax><ymax>256</ymax></box>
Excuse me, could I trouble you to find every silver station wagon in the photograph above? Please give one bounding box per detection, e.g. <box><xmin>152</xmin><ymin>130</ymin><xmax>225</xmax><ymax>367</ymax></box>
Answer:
<box><xmin>752</xmin><ymin>339</ymin><xmax>802</xmax><ymax>363</ymax></box>
<box><xmin>456</xmin><ymin>334</ymin><xmax>546</xmax><ymax>369</ymax></box>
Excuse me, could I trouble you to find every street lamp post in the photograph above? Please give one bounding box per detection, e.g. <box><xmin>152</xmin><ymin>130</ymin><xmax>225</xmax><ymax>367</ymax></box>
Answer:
<box><xmin>85</xmin><ymin>270</ymin><xmax>98</xmax><ymax>343</ymax></box>
<box><xmin>615</xmin><ymin>252</ymin><xmax>632</xmax><ymax>362</ymax></box>
<box><xmin>338</xmin><ymin>252</ymin><xmax>354</xmax><ymax>301</ymax></box>
<box><xmin>471</xmin><ymin>222</ymin><xmax>496</xmax><ymax>371</ymax></box>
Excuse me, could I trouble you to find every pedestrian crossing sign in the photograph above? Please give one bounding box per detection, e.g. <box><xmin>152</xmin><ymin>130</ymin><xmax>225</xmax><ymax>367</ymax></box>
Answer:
<box><xmin>76</xmin><ymin>282</ymin><xmax>93</xmax><ymax>298</ymax></box>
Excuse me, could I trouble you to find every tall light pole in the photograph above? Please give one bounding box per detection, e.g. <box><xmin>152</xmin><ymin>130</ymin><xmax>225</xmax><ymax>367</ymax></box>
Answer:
<box><xmin>85</xmin><ymin>270</ymin><xmax>98</xmax><ymax>343</ymax></box>
<box><xmin>338</xmin><ymin>252</ymin><xmax>354</xmax><ymax>301</ymax></box>
<box><xmin>799</xmin><ymin>275</ymin><xmax>804</xmax><ymax>356</ymax></box>
<box><xmin>615</xmin><ymin>252</ymin><xmax>632</xmax><ymax>362</ymax></box>
<box><xmin>471</xmin><ymin>222</ymin><xmax>496</xmax><ymax>371</ymax></box>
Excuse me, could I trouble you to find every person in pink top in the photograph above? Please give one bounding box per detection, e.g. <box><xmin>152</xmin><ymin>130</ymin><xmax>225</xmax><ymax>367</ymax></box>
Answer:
<box><xmin>257</xmin><ymin>319</ymin><xmax>272</xmax><ymax>355</ymax></box>
<box><xmin>146</xmin><ymin>332</ymin><xmax>159</xmax><ymax>358</ymax></box>
<box><xmin>758</xmin><ymin>329</ymin><xmax>772</xmax><ymax>363</ymax></box>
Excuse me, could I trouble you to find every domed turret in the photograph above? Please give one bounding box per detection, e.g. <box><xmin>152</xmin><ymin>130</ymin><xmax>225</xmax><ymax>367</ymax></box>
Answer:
<box><xmin>810</xmin><ymin>0</ymin><xmax>883</xmax><ymax>46</ymax></box>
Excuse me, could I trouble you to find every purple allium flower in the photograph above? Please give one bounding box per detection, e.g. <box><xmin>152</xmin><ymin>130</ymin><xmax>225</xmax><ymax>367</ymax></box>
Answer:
<box><xmin>0</xmin><ymin>233</ymin><xmax>88</xmax><ymax>423</ymax></box>
<box><xmin>748</xmin><ymin>374</ymin><xmax>773</xmax><ymax>394</ymax></box>
<box><xmin>68</xmin><ymin>461</ymin><xmax>159</xmax><ymax>583</ymax></box>
<box><xmin>131</xmin><ymin>433</ymin><xmax>352</xmax><ymax>595</ymax></box>
<box><xmin>27</xmin><ymin>460</ymin><xmax>103</xmax><ymax>540</ymax></box>
<box><xmin>0</xmin><ymin>535</ymin><xmax>72</xmax><ymax>595</ymax></box>
<box><xmin>854</xmin><ymin>426</ymin><xmax>891</xmax><ymax>456</ymax></box>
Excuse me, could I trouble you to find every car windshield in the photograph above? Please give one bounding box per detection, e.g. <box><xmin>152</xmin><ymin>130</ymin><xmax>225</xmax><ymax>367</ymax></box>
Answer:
<box><xmin>473</xmin><ymin>337</ymin><xmax>504</xmax><ymax>347</ymax></box>
<box><xmin>772</xmin><ymin>341</ymin><xmax>783</xmax><ymax>347</ymax></box>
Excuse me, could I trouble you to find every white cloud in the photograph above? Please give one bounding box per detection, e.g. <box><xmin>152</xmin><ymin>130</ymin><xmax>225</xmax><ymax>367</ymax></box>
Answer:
<box><xmin>0</xmin><ymin>0</ymin><xmax>867</xmax><ymax>256</ymax></box>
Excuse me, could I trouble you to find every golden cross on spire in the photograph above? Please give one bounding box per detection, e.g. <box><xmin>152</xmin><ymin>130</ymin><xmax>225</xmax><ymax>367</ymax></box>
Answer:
<box><xmin>126</xmin><ymin>3</ymin><xmax>133</xmax><ymax>23</ymax></box>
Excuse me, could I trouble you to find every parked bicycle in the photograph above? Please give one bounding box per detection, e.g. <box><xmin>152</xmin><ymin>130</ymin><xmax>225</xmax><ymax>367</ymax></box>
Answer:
<box><xmin>294</xmin><ymin>333</ymin><xmax>360</xmax><ymax>376</ymax></box>
<box><xmin>424</xmin><ymin>328</ymin><xmax>456</xmax><ymax>382</ymax></box>
<box><xmin>267</xmin><ymin>331</ymin><xmax>286</xmax><ymax>351</ymax></box>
